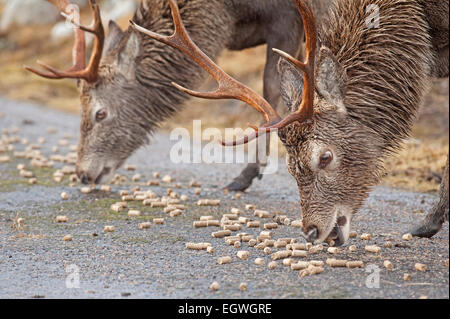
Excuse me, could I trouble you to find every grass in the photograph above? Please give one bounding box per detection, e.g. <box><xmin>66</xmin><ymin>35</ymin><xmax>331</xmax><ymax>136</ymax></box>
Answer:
<box><xmin>0</xmin><ymin>3</ymin><xmax>448</xmax><ymax>194</ymax></box>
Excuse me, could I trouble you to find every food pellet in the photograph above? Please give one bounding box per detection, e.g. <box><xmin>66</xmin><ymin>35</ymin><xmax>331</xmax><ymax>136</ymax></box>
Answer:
<box><xmin>186</xmin><ymin>242</ymin><xmax>211</xmax><ymax>250</ymax></box>
<box><xmin>346</xmin><ymin>261</ymin><xmax>364</xmax><ymax>268</ymax></box>
<box><xmin>361</xmin><ymin>233</ymin><xmax>372</xmax><ymax>240</ymax></box>
<box><xmin>254</xmin><ymin>258</ymin><xmax>265</xmax><ymax>266</ymax></box>
<box><xmin>194</xmin><ymin>188</ymin><xmax>201</xmax><ymax>195</ymax></box>
<box><xmin>291</xmin><ymin>250</ymin><xmax>307</xmax><ymax>258</ymax></box>
<box><xmin>189</xmin><ymin>180</ymin><xmax>201</xmax><ymax>187</ymax></box>
<box><xmin>212</xmin><ymin>230</ymin><xmax>232</xmax><ymax>238</ymax></box>
<box><xmin>271</xmin><ymin>250</ymin><xmax>291</xmax><ymax>260</ymax></box>
<box><xmin>169</xmin><ymin>209</ymin><xmax>183</xmax><ymax>217</ymax></box>
<box><xmin>210</xmin><ymin>282</ymin><xmax>219</xmax><ymax>291</ymax></box>
<box><xmin>254</xmin><ymin>210</ymin><xmax>270</xmax><ymax>218</ymax></box>
<box><xmin>264</xmin><ymin>223</ymin><xmax>278</xmax><ymax>230</ymax></box>
<box><xmin>414</xmin><ymin>263</ymin><xmax>427</xmax><ymax>272</ymax></box>
<box><xmin>233</xmin><ymin>241</ymin><xmax>241</xmax><ymax>248</ymax></box>
<box><xmin>231</xmin><ymin>208</ymin><xmax>241</xmax><ymax>215</ymax></box>
<box><xmin>291</xmin><ymin>261</ymin><xmax>309</xmax><ymax>270</ymax></box>
<box><xmin>239</xmin><ymin>282</ymin><xmax>247</xmax><ymax>292</ymax></box>
<box><xmin>402</xmin><ymin>233</ymin><xmax>413</xmax><ymax>241</ymax></box>
<box><xmin>180</xmin><ymin>194</ymin><xmax>188</xmax><ymax>202</ymax></box>
<box><xmin>138</xmin><ymin>222</ymin><xmax>151</xmax><ymax>230</ymax></box>
<box><xmin>245</xmin><ymin>204</ymin><xmax>256</xmax><ymax>210</ymax></box>
<box><xmin>81</xmin><ymin>187</ymin><xmax>93</xmax><ymax>194</ymax></box>
<box><xmin>309</xmin><ymin>260</ymin><xmax>325</xmax><ymax>267</ymax></box>
<box><xmin>162</xmin><ymin>175</ymin><xmax>173</xmax><ymax>183</ymax></box>
<box><xmin>326</xmin><ymin>258</ymin><xmax>348</xmax><ymax>267</ymax></box>
<box><xmin>104</xmin><ymin>225</ymin><xmax>115</xmax><ymax>232</ymax></box>
<box><xmin>268</xmin><ymin>261</ymin><xmax>278</xmax><ymax>270</ymax></box>
<box><xmin>290</xmin><ymin>220</ymin><xmax>302</xmax><ymax>227</ymax></box>
<box><xmin>197</xmin><ymin>199</ymin><xmax>221</xmax><ymax>206</ymax></box>
<box><xmin>309</xmin><ymin>244</ymin><xmax>324</xmax><ymax>254</ymax></box>
<box><xmin>153</xmin><ymin>218</ymin><xmax>165</xmax><ymax>225</ymax></box>
<box><xmin>403</xmin><ymin>273</ymin><xmax>411</xmax><ymax>281</ymax></box>
<box><xmin>218</xmin><ymin>256</ymin><xmax>232</xmax><ymax>265</ymax></box>
<box><xmin>299</xmin><ymin>265</ymin><xmax>324</xmax><ymax>278</ymax></box>
<box><xmin>274</xmin><ymin>240</ymin><xmax>287</xmax><ymax>249</ymax></box>
<box><xmin>348</xmin><ymin>245</ymin><xmax>357</xmax><ymax>252</ymax></box>
<box><xmin>349</xmin><ymin>231</ymin><xmax>358</xmax><ymax>238</ymax></box>
<box><xmin>206</xmin><ymin>246</ymin><xmax>215</xmax><ymax>254</ymax></box>
<box><xmin>128</xmin><ymin>210</ymin><xmax>141</xmax><ymax>217</ymax></box>
<box><xmin>365</xmin><ymin>245</ymin><xmax>381</xmax><ymax>253</ymax></box>
<box><xmin>224</xmin><ymin>224</ymin><xmax>242</xmax><ymax>231</ymax></box>
<box><xmin>384</xmin><ymin>241</ymin><xmax>393</xmax><ymax>248</ymax></box>
<box><xmin>248</xmin><ymin>239</ymin><xmax>256</xmax><ymax>247</ymax></box>
<box><xmin>327</xmin><ymin>247</ymin><xmax>339</xmax><ymax>254</ymax></box>
<box><xmin>237</xmin><ymin>251</ymin><xmax>249</xmax><ymax>260</ymax></box>
<box><xmin>384</xmin><ymin>260</ymin><xmax>393</xmax><ymax>270</ymax></box>
<box><xmin>283</xmin><ymin>258</ymin><xmax>294</xmax><ymax>266</ymax></box>
<box><xmin>63</xmin><ymin>235</ymin><xmax>73</xmax><ymax>242</ymax></box>
<box><xmin>125</xmin><ymin>165</ymin><xmax>136</xmax><ymax>171</ymax></box>
<box><xmin>28</xmin><ymin>178</ymin><xmax>37</xmax><ymax>185</ymax></box>
<box><xmin>151</xmin><ymin>202</ymin><xmax>167</xmax><ymax>208</ymax></box>
<box><xmin>263</xmin><ymin>247</ymin><xmax>272</xmax><ymax>255</ymax></box>
<box><xmin>246</xmin><ymin>221</ymin><xmax>260</xmax><ymax>228</ymax></box>
<box><xmin>56</xmin><ymin>215</ymin><xmax>68</xmax><ymax>223</ymax></box>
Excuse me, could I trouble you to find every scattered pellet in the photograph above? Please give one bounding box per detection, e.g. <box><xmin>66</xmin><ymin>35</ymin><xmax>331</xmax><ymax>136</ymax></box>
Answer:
<box><xmin>104</xmin><ymin>225</ymin><xmax>115</xmax><ymax>232</ymax></box>
<box><xmin>283</xmin><ymin>218</ymin><xmax>291</xmax><ymax>226</ymax></box>
<box><xmin>81</xmin><ymin>187</ymin><xmax>93</xmax><ymax>194</ymax></box>
<box><xmin>56</xmin><ymin>215</ymin><xmax>68</xmax><ymax>223</ymax></box>
<box><xmin>153</xmin><ymin>218</ymin><xmax>165</xmax><ymax>225</ymax></box>
<box><xmin>248</xmin><ymin>239</ymin><xmax>257</xmax><ymax>247</ymax></box>
<box><xmin>274</xmin><ymin>240</ymin><xmax>287</xmax><ymax>249</ymax></box>
<box><xmin>245</xmin><ymin>204</ymin><xmax>256</xmax><ymax>210</ymax></box>
<box><xmin>290</xmin><ymin>220</ymin><xmax>302</xmax><ymax>227</ymax></box>
<box><xmin>235</xmin><ymin>193</ymin><xmax>242</xmax><ymax>199</ymax></box>
<box><xmin>264</xmin><ymin>223</ymin><xmax>278</xmax><ymax>230</ymax></box>
<box><xmin>254</xmin><ymin>210</ymin><xmax>270</xmax><ymax>218</ymax></box>
<box><xmin>194</xmin><ymin>188</ymin><xmax>201</xmax><ymax>195</ymax></box>
<box><xmin>268</xmin><ymin>261</ymin><xmax>278</xmax><ymax>270</ymax></box>
<box><xmin>197</xmin><ymin>199</ymin><xmax>221</xmax><ymax>206</ymax></box>
<box><xmin>125</xmin><ymin>164</ymin><xmax>136</xmax><ymax>171</ymax></box>
<box><xmin>291</xmin><ymin>250</ymin><xmax>307</xmax><ymax>258</ymax></box>
<box><xmin>348</xmin><ymin>245</ymin><xmax>357</xmax><ymax>252</ymax></box>
<box><xmin>346</xmin><ymin>261</ymin><xmax>364</xmax><ymax>268</ymax></box>
<box><xmin>384</xmin><ymin>241</ymin><xmax>393</xmax><ymax>248</ymax></box>
<box><xmin>349</xmin><ymin>231</ymin><xmax>358</xmax><ymax>238</ymax></box>
<box><xmin>237</xmin><ymin>250</ymin><xmax>249</xmax><ymax>260</ymax></box>
<box><xmin>384</xmin><ymin>260</ymin><xmax>393</xmax><ymax>270</ymax></box>
<box><xmin>263</xmin><ymin>247</ymin><xmax>272</xmax><ymax>255</ymax></box>
<box><xmin>132</xmin><ymin>174</ymin><xmax>141</xmax><ymax>182</ymax></box>
<box><xmin>233</xmin><ymin>241</ymin><xmax>241</xmax><ymax>248</ymax></box>
<box><xmin>282</xmin><ymin>258</ymin><xmax>294</xmax><ymax>267</ymax></box>
<box><xmin>326</xmin><ymin>258</ymin><xmax>348</xmax><ymax>267</ymax></box>
<box><xmin>299</xmin><ymin>265</ymin><xmax>324</xmax><ymax>278</ymax></box>
<box><xmin>291</xmin><ymin>261</ymin><xmax>309</xmax><ymax>270</ymax></box>
<box><xmin>60</xmin><ymin>192</ymin><xmax>69</xmax><ymax>200</ymax></box>
<box><xmin>169</xmin><ymin>209</ymin><xmax>183</xmax><ymax>217</ymax></box>
<box><xmin>271</xmin><ymin>250</ymin><xmax>292</xmax><ymax>260</ymax></box>
<box><xmin>28</xmin><ymin>178</ymin><xmax>37</xmax><ymax>185</ymax></box>
<box><xmin>128</xmin><ymin>210</ymin><xmax>141</xmax><ymax>217</ymax></box>
<box><xmin>212</xmin><ymin>230</ymin><xmax>232</xmax><ymax>238</ymax></box>
<box><xmin>402</xmin><ymin>233</ymin><xmax>413</xmax><ymax>241</ymax></box>
<box><xmin>365</xmin><ymin>245</ymin><xmax>381</xmax><ymax>253</ymax></box>
<box><xmin>361</xmin><ymin>233</ymin><xmax>372</xmax><ymax>240</ymax></box>
<box><xmin>231</xmin><ymin>208</ymin><xmax>241</xmax><ymax>215</ymax></box>
<box><xmin>189</xmin><ymin>180</ymin><xmax>201</xmax><ymax>187</ymax></box>
<box><xmin>63</xmin><ymin>235</ymin><xmax>73</xmax><ymax>242</ymax></box>
<box><xmin>218</xmin><ymin>256</ymin><xmax>232</xmax><ymax>265</ymax></box>
<box><xmin>206</xmin><ymin>246</ymin><xmax>215</xmax><ymax>254</ymax></box>
<box><xmin>186</xmin><ymin>242</ymin><xmax>211</xmax><ymax>250</ymax></box>
<box><xmin>224</xmin><ymin>224</ymin><xmax>242</xmax><ymax>231</ymax></box>
<box><xmin>180</xmin><ymin>194</ymin><xmax>189</xmax><ymax>202</ymax></box>
<box><xmin>403</xmin><ymin>273</ymin><xmax>411</xmax><ymax>281</ymax></box>
<box><xmin>254</xmin><ymin>258</ymin><xmax>265</xmax><ymax>266</ymax></box>
<box><xmin>288</xmin><ymin>243</ymin><xmax>306</xmax><ymax>251</ymax></box>
<box><xmin>239</xmin><ymin>282</ymin><xmax>247</xmax><ymax>292</ymax></box>
<box><xmin>138</xmin><ymin>222</ymin><xmax>151</xmax><ymax>230</ymax></box>
<box><xmin>210</xmin><ymin>281</ymin><xmax>219</xmax><ymax>291</ymax></box>
<box><xmin>327</xmin><ymin>247</ymin><xmax>339</xmax><ymax>254</ymax></box>
<box><xmin>309</xmin><ymin>260</ymin><xmax>325</xmax><ymax>267</ymax></box>
<box><xmin>151</xmin><ymin>202</ymin><xmax>167</xmax><ymax>208</ymax></box>
<box><xmin>414</xmin><ymin>263</ymin><xmax>427</xmax><ymax>272</ymax></box>
<box><xmin>100</xmin><ymin>185</ymin><xmax>112</xmax><ymax>192</ymax></box>
<box><xmin>161</xmin><ymin>175</ymin><xmax>173</xmax><ymax>183</ymax></box>
<box><xmin>309</xmin><ymin>244</ymin><xmax>324</xmax><ymax>254</ymax></box>
<box><xmin>246</xmin><ymin>221</ymin><xmax>260</xmax><ymax>228</ymax></box>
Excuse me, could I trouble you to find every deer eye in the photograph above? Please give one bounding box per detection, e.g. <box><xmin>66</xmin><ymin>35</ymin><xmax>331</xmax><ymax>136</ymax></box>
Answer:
<box><xmin>95</xmin><ymin>109</ymin><xmax>107</xmax><ymax>122</ymax></box>
<box><xmin>319</xmin><ymin>150</ymin><xmax>333</xmax><ymax>169</ymax></box>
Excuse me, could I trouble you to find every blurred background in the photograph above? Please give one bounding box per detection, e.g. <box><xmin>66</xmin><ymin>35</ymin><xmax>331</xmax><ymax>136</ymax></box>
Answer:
<box><xmin>0</xmin><ymin>0</ymin><xmax>448</xmax><ymax>193</ymax></box>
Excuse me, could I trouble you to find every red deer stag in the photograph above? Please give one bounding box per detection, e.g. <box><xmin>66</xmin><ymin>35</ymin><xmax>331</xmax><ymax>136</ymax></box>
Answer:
<box><xmin>25</xmin><ymin>0</ymin><xmax>332</xmax><ymax>191</ymax></box>
<box><xmin>132</xmin><ymin>0</ymin><xmax>449</xmax><ymax>245</ymax></box>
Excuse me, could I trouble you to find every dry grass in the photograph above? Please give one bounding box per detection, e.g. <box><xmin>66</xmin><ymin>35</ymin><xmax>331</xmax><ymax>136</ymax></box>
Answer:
<box><xmin>0</xmin><ymin>4</ymin><xmax>448</xmax><ymax>193</ymax></box>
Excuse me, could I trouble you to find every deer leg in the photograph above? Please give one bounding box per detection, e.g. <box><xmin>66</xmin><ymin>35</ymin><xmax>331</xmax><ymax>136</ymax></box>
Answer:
<box><xmin>224</xmin><ymin>33</ymin><xmax>303</xmax><ymax>192</ymax></box>
<box><xmin>408</xmin><ymin>154</ymin><xmax>449</xmax><ymax>237</ymax></box>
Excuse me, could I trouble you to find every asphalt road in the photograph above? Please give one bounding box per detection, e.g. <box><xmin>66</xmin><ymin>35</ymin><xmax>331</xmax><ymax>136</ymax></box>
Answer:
<box><xmin>0</xmin><ymin>97</ymin><xmax>448</xmax><ymax>299</ymax></box>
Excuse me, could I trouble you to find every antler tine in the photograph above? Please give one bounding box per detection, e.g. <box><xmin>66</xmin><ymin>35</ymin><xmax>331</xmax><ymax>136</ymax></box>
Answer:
<box><xmin>24</xmin><ymin>0</ymin><xmax>104</xmax><ymax>83</ymax></box>
<box><xmin>269</xmin><ymin>0</ymin><xmax>318</xmax><ymax>130</ymax></box>
<box><xmin>130</xmin><ymin>0</ymin><xmax>281</xmax><ymax>130</ymax></box>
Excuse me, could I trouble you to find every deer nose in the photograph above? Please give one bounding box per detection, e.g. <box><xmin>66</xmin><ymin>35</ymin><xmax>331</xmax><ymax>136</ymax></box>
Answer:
<box><xmin>79</xmin><ymin>173</ymin><xmax>90</xmax><ymax>185</ymax></box>
<box><xmin>306</xmin><ymin>226</ymin><xmax>318</xmax><ymax>242</ymax></box>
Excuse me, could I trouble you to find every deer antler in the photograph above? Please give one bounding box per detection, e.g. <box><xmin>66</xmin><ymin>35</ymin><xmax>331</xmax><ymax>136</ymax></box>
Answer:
<box><xmin>24</xmin><ymin>0</ymin><xmax>105</xmax><ymax>84</ymax></box>
<box><xmin>131</xmin><ymin>0</ymin><xmax>317</xmax><ymax>145</ymax></box>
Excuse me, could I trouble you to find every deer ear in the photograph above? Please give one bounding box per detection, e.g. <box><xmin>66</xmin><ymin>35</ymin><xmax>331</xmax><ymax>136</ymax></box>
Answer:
<box><xmin>103</xmin><ymin>20</ymin><xmax>126</xmax><ymax>57</ymax></box>
<box><xmin>316</xmin><ymin>47</ymin><xmax>347</xmax><ymax>112</ymax></box>
<box><xmin>116</xmin><ymin>30</ymin><xmax>141</xmax><ymax>79</ymax></box>
<box><xmin>277</xmin><ymin>57</ymin><xmax>304</xmax><ymax>112</ymax></box>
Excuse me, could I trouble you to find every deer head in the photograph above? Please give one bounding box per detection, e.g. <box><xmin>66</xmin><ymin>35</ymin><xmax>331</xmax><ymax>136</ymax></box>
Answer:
<box><xmin>25</xmin><ymin>0</ymin><xmax>147</xmax><ymax>184</ymax></box>
<box><xmin>132</xmin><ymin>0</ymin><xmax>384</xmax><ymax>246</ymax></box>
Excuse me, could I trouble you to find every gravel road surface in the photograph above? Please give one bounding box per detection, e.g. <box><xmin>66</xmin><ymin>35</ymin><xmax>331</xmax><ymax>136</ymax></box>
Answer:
<box><xmin>0</xmin><ymin>97</ymin><xmax>448</xmax><ymax>299</ymax></box>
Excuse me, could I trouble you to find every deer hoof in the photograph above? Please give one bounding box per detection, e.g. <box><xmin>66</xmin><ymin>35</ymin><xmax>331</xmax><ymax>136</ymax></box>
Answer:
<box><xmin>407</xmin><ymin>222</ymin><xmax>442</xmax><ymax>238</ymax></box>
<box><xmin>224</xmin><ymin>180</ymin><xmax>252</xmax><ymax>192</ymax></box>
